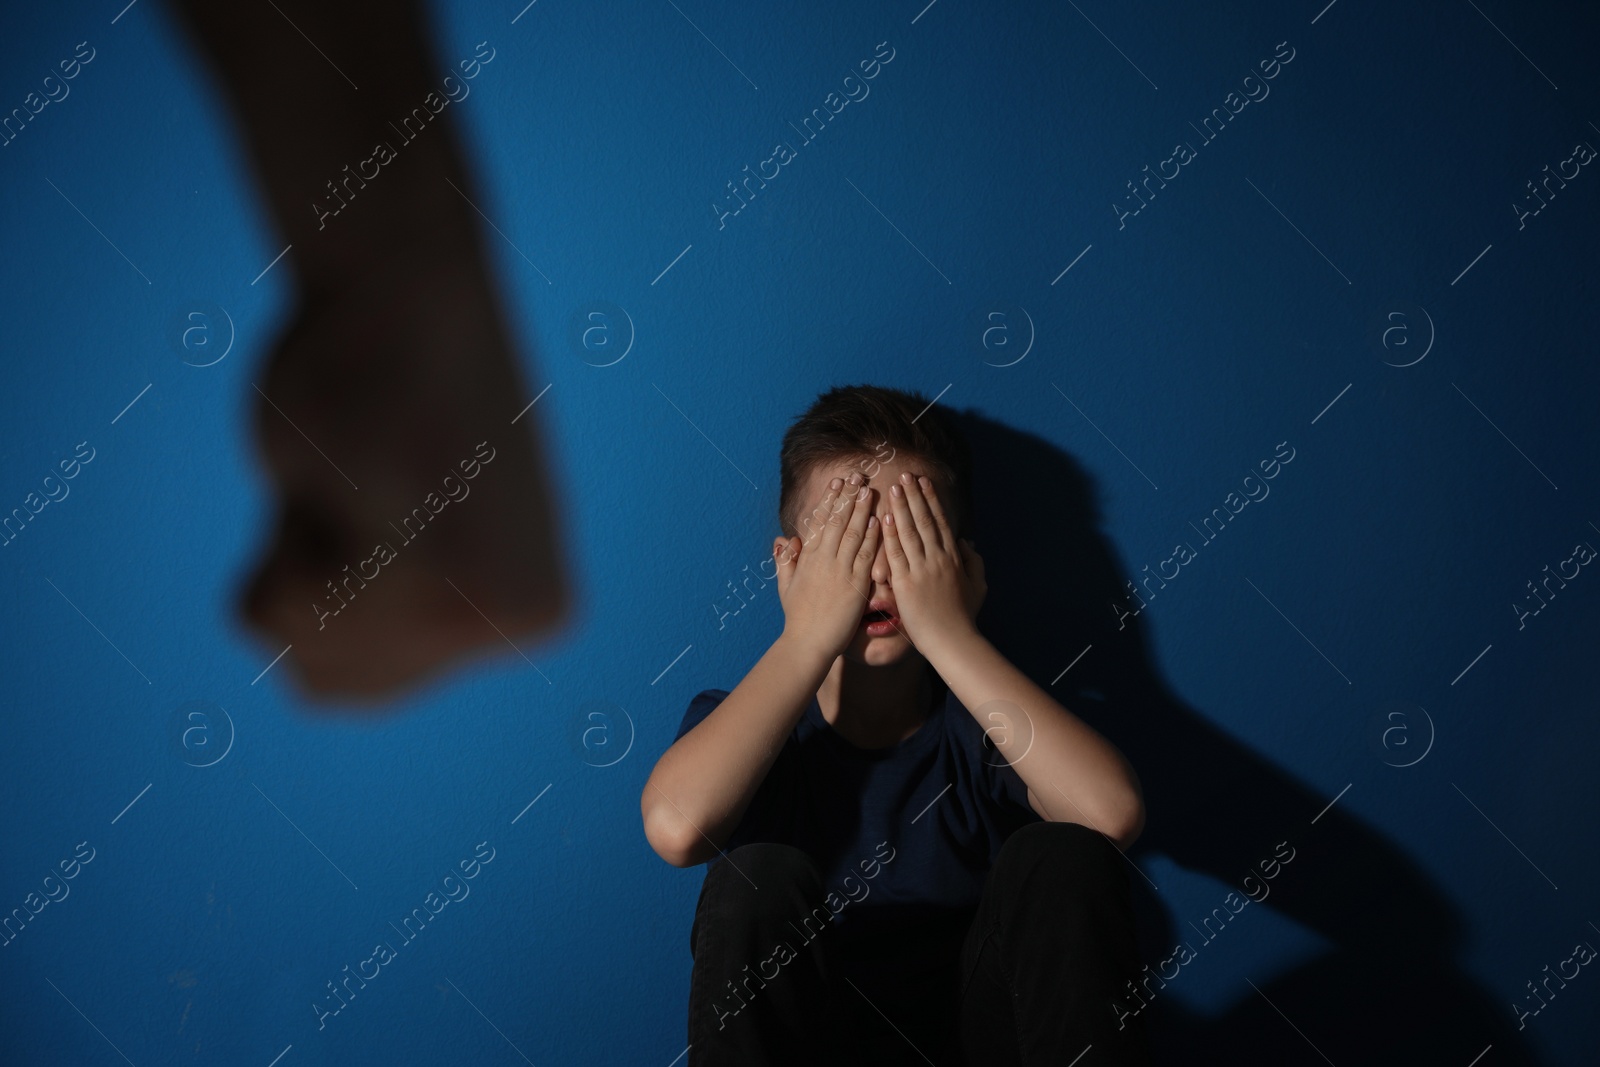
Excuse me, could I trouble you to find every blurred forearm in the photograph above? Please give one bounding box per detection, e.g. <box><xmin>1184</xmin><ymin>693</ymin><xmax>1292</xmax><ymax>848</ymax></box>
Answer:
<box><xmin>166</xmin><ymin>0</ymin><xmax>484</xmax><ymax>290</ymax></box>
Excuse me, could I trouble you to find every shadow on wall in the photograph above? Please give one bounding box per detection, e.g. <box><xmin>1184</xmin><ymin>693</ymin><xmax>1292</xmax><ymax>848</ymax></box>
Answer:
<box><xmin>952</xmin><ymin>410</ymin><xmax>1535</xmax><ymax>1066</ymax></box>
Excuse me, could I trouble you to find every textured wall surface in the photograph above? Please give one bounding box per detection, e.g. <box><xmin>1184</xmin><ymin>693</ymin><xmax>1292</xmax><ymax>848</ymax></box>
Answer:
<box><xmin>2</xmin><ymin>1</ymin><xmax>1597</xmax><ymax>1064</ymax></box>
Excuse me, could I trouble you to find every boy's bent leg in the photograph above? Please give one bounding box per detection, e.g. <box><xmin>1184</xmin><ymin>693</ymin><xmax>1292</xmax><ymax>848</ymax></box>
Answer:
<box><xmin>957</xmin><ymin>821</ymin><xmax>1153</xmax><ymax>1066</ymax></box>
<box><xmin>688</xmin><ymin>843</ymin><xmax>852</xmax><ymax>1066</ymax></box>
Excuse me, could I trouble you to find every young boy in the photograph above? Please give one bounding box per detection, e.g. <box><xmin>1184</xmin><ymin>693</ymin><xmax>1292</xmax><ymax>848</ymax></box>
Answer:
<box><xmin>641</xmin><ymin>385</ymin><xmax>1152</xmax><ymax>1066</ymax></box>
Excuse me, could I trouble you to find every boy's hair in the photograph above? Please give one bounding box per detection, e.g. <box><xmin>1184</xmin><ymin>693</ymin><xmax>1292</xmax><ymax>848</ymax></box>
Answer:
<box><xmin>778</xmin><ymin>384</ymin><xmax>973</xmax><ymax>543</ymax></box>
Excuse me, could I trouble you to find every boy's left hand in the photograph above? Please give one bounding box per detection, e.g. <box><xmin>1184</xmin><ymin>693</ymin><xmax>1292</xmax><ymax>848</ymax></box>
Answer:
<box><xmin>881</xmin><ymin>472</ymin><xmax>986</xmax><ymax>650</ymax></box>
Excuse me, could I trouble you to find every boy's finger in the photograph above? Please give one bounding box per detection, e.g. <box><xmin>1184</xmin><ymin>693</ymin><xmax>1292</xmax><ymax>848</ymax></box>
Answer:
<box><xmin>806</xmin><ymin>479</ymin><xmax>843</xmax><ymax>541</ymax></box>
<box><xmin>822</xmin><ymin>481</ymin><xmax>864</xmax><ymax>556</ymax></box>
<box><xmin>850</xmin><ymin>492</ymin><xmax>878</xmax><ymax>566</ymax></box>
<box><xmin>881</xmin><ymin>507</ymin><xmax>907</xmax><ymax>569</ymax></box>
<box><xmin>919</xmin><ymin>476</ymin><xmax>956</xmax><ymax>553</ymax></box>
<box><xmin>902</xmin><ymin>474</ymin><xmax>942</xmax><ymax>552</ymax></box>
<box><xmin>888</xmin><ymin>480</ymin><xmax>923</xmax><ymax>560</ymax></box>
<box><xmin>844</xmin><ymin>485</ymin><xmax>874</xmax><ymax>541</ymax></box>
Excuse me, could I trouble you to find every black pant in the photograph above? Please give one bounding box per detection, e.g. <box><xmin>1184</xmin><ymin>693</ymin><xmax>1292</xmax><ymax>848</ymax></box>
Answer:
<box><xmin>687</xmin><ymin>821</ymin><xmax>1154</xmax><ymax>1065</ymax></box>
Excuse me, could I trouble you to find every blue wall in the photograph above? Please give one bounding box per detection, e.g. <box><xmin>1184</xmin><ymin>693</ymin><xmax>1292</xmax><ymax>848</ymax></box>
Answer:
<box><xmin>2</xmin><ymin>1</ymin><xmax>1597</xmax><ymax>1063</ymax></box>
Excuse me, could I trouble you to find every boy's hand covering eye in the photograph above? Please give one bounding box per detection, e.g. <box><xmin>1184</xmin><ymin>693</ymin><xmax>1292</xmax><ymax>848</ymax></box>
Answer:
<box><xmin>880</xmin><ymin>474</ymin><xmax>985</xmax><ymax>648</ymax></box>
<box><xmin>773</xmin><ymin>476</ymin><xmax>882</xmax><ymax>660</ymax></box>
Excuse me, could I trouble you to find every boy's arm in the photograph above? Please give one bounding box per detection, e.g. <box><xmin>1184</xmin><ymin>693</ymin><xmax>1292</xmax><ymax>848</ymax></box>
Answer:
<box><xmin>641</xmin><ymin>631</ymin><xmax>835</xmax><ymax>867</ymax></box>
<box><xmin>924</xmin><ymin>625</ymin><xmax>1145</xmax><ymax>850</ymax></box>
<box><xmin>880</xmin><ymin>470</ymin><xmax>1143</xmax><ymax>849</ymax></box>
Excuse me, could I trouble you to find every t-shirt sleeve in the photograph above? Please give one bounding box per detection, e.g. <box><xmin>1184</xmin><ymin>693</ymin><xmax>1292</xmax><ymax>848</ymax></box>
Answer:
<box><xmin>674</xmin><ymin>688</ymin><xmax>731</xmax><ymax>743</ymax></box>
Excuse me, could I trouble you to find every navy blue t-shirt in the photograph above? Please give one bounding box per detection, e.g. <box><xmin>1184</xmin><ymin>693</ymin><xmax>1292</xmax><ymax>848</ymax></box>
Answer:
<box><xmin>672</xmin><ymin>681</ymin><xmax>1042</xmax><ymax>966</ymax></box>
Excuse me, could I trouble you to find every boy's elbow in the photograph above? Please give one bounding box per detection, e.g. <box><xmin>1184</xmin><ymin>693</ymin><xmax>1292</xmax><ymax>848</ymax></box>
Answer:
<box><xmin>642</xmin><ymin>796</ymin><xmax>701</xmax><ymax>867</ymax></box>
<box><xmin>649</xmin><ymin>840</ymin><xmax>697</xmax><ymax>868</ymax></box>
<box><xmin>1105</xmin><ymin>795</ymin><xmax>1145</xmax><ymax>851</ymax></box>
<box><xmin>654</xmin><ymin>834</ymin><xmax>700</xmax><ymax>868</ymax></box>
<box><xmin>1105</xmin><ymin>762</ymin><xmax>1145</xmax><ymax>850</ymax></box>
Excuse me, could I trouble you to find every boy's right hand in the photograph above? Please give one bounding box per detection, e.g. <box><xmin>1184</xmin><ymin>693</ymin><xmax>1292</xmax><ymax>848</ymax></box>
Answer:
<box><xmin>775</xmin><ymin>475</ymin><xmax>881</xmax><ymax>661</ymax></box>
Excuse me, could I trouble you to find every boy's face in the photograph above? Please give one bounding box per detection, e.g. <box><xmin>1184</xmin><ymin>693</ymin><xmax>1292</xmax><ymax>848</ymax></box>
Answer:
<box><xmin>778</xmin><ymin>453</ymin><xmax>954</xmax><ymax>665</ymax></box>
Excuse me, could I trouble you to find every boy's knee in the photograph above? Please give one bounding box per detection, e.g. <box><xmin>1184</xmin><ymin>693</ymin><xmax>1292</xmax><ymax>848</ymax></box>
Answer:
<box><xmin>701</xmin><ymin>843</ymin><xmax>824</xmax><ymax>916</ymax></box>
<box><xmin>995</xmin><ymin>820</ymin><xmax>1125</xmax><ymax>887</ymax></box>
<box><xmin>724</xmin><ymin>842</ymin><xmax>821</xmax><ymax>885</ymax></box>
<box><xmin>692</xmin><ymin>843</ymin><xmax>828</xmax><ymax>959</ymax></box>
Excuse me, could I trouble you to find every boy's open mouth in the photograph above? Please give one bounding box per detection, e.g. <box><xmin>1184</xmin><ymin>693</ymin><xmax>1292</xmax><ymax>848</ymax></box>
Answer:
<box><xmin>862</xmin><ymin>601</ymin><xmax>899</xmax><ymax>630</ymax></box>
